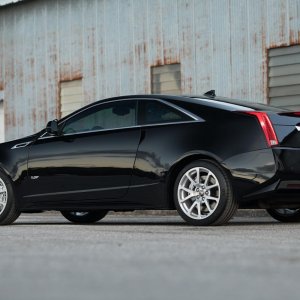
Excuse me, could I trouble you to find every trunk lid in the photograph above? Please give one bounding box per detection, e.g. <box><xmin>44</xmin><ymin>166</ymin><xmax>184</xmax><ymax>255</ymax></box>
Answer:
<box><xmin>268</xmin><ymin>112</ymin><xmax>300</xmax><ymax>148</ymax></box>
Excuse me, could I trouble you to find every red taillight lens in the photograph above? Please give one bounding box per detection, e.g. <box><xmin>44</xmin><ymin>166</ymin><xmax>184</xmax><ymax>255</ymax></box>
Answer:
<box><xmin>244</xmin><ymin>111</ymin><xmax>279</xmax><ymax>147</ymax></box>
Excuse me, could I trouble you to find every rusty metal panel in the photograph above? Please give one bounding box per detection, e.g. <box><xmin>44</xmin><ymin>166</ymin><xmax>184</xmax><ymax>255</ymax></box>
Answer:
<box><xmin>288</xmin><ymin>0</ymin><xmax>300</xmax><ymax>44</ymax></box>
<box><xmin>148</xmin><ymin>0</ymin><xmax>164</xmax><ymax>68</ymax></box>
<box><xmin>104</xmin><ymin>0</ymin><xmax>121</xmax><ymax>97</ymax></box>
<box><xmin>247</xmin><ymin>0</ymin><xmax>268</xmax><ymax>103</ymax></box>
<box><xmin>194</xmin><ymin>0</ymin><xmax>213</xmax><ymax>95</ymax></box>
<box><xmin>58</xmin><ymin>0</ymin><xmax>72</xmax><ymax>83</ymax></box>
<box><xmin>3</xmin><ymin>6</ymin><xmax>16</xmax><ymax>140</ymax></box>
<box><xmin>0</xmin><ymin>99</ymin><xmax>4</xmax><ymax>142</ymax></box>
<box><xmin>70</xmin><ymin>0</ymin><xmax>83</xmax><ymax>83</ymax></box>
<box><xmin>178</xmin><ymin>0</ymin><xmax>196</xmax><ymax>94</ymax></box>
<box><xmin>45</xmin><ymin>0</ymin><xmax>59</xmax><ymax>121</ymax></box>
<box><xmin>118</xmin><ymin>0</ymin><xmax>135</xmax><ymax>96</ymax></box>
<box><xmin>0</xmin><ymin>12</ymin><xmax>4</xmax><ymax>92</ymax></box>
<box><xmin>95</xmin><ymin>0</ymin><xmax>107</xmax><ymax>99</ymax></box>
<box><xmin>14</xmin><ymin>4</ymin><xmax>24</xmax><ymax>137</ymax></box>
<box><xmin>229</xmin><ymin>0</ymin><xmax>249</xmax><ymax>99</ymax></box>
<box><xmin>133</xmin><ymin>0</ymin><xmax>150</xmax><ymax>94</ymax></box>
<box><xmin>21</xmin><ymin>2</ymin><xmax>35</xmax><ymax>137</ymax></box>
<box><xmin>161</xmin><ymin>0</ymin><xmax>180</xmax><ymax>66</ymax></box>
<box><xmin>211</xmin><ymin>0</ymin><xmax>232</xmax><ymax>97</ymax></box>
<box><xmin>0</xmin><ymin>95</ymin><xmax>3</xmax><ymax>148</ymax></box>
<box><xmin>0</xmin><ymin>0</ymin><xmax>299</xmax><ymax>141</ymax></box>
<box><xmin>83</xmin><ymin>0</ymin><xmax>97</xmax><ymax>104</ymax></box>
<box><xmin>266</xmin><ymin>0</ymin><xmax>290</xmax><ymax>46</ymax></box>
<box><xmin>34</xmin><ymin>1</ymin><xmax>48</xmax><ymax>131</ymax></box>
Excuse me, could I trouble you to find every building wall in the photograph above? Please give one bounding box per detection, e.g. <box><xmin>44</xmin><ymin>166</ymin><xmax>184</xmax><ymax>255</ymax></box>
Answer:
<box><xmin>0</xmin><ymin>0</ymin><xmax>299</xmax><ymax>140</ymax></box>
<box><xmin>0</xmin><ymin>91</ymin><xmax>4</xmax><ymax>142</ymax></box>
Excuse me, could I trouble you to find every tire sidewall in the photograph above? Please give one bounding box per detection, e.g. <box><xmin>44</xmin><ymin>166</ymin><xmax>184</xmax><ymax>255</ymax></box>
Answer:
<box><xmin>174</xmin><ymin>160</ymin><xmax>231</xmax><ymax>226</ymax></box>
<box><xmin>61</xmin><ymin>211</ymin><xmax>108</xmax><ymax>224</ymax></box>
<box><xmin>0</xmin><ymin>170</ymin><xmax>18</xmax><ymax>223</ymax></box>
<box><xmin>267</xmin><ymin>208</ymin><xmax>300</xmax><ymax>223</ymax></box>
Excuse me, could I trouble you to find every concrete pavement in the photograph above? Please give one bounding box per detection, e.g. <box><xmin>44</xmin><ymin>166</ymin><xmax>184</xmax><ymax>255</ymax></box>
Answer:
<box><xmin>0</xmin><ymin>212</ymin><xmax>299</xmax><ymax>300</ymax></box>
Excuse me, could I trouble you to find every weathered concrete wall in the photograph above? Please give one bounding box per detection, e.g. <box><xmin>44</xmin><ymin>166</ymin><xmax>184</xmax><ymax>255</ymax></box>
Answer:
<box><xmin>0</xmin><ymin>0</ymin><xmax>299</xmax><ymax>140</ymax></box>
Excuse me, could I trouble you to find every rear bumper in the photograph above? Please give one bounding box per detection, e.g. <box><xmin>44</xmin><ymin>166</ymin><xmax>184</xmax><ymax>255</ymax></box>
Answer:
<box><xmin>240</xmin><ymin>147</ymin><xmax>300</xmax><ymax>208</ymax></box>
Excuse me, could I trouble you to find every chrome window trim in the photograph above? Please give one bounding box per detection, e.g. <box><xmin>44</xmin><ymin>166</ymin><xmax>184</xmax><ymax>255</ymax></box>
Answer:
<box><xmin>153</xmin><ymin>99</ymin><xmax>199</xmax><ymax>121</ymax></box>
<box><xmin>38</xmin><ymin>97</ymin><xmax>201</xmax><ymax>140</ymax></box>
<box><xmin>38</xmin><ymin>120</ymin><xmax>200</xmax><ymax>140</ymax></box>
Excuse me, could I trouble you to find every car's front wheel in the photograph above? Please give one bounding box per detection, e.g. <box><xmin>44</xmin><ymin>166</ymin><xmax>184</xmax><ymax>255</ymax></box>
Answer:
<box><xmin>266</xmin><ymin>208</ymin><xmax>300</xmax><ymax>223</ymax></box>
<box><xmin>174</xmin><ymin>160</ymin><xmax>238</xmax><ymax>226</ymax></box>
<box><xmin>61</xmin><ymin>211</ymin><xmax>108</xmax><ymax>224</ymax></box>
<box><xmin>0</xmin><ymin>171</ymin><xmax>20</xmax><ymax>225</ymax></box>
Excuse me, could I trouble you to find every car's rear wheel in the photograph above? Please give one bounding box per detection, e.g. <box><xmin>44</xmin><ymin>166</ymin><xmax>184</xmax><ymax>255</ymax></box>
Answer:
<box><xmin>0</xmin><ymin>172</ymin><xmax>20</xmax><ymax>225</ymax></box>
<box><xmin>174</xmin><ymin>160</ymin><xmax>238</xmax><ymax>226</ymax></box>
<box><xmin>61</xmin><ymin>211</ymin><xmax>108</xmax><ymax>224</ymax></box>
<box><xmin>266</xmin><ymin>208</ymin><xmax>300</xmax><ymax>223</ymax></box>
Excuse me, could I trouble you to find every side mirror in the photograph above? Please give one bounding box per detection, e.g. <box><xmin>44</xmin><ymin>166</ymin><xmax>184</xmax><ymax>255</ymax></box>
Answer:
<box><xmin>46</xmin><ymin>119</ymin><xmax>60</xmax><ymax>135</ymax></box>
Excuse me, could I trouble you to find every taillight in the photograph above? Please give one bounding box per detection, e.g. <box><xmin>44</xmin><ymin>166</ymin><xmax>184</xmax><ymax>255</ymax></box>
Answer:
<box><xmin>244</xmin><ymin>111</ymin><xmax>279</xmax><ymax>147</ymax></box>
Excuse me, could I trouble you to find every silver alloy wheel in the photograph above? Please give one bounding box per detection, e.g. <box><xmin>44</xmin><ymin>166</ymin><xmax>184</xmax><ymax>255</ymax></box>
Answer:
<box><xmin>70</xmin><ymin>212</ymin><xmax>89</xmax><ymax>217</ymax></box>
<box><xmin>275</xmin><ymin>208</ymin><xmax>300</xmax><ymax>215</ymax></box>
<box><xmin>178</xmin><ymin>167</ymin><xmax>220</xmax><ymax>220</ymax></box>
<box><xmin>0</xmin><ymin>178</ymin><xmax>8</xmax><ymax>216</ymax></box>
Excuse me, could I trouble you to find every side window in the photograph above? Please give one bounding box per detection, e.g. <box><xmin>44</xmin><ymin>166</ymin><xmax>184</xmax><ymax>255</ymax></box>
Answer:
<box><xmin>62</xmin><ymin>100</ymin><xmax>137</xmax><ymax>134</ymax></box>
<box><xmin>140</xmin><ymin>100</ymin><xmax>192</xmax><ymax>125</ymax></box>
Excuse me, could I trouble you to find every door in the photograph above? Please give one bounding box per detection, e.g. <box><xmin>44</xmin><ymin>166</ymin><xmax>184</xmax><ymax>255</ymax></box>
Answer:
<box><xmin>25</xmin><ymin>100</ymin><xmax>140</xmax><ymax>209</ymax></box>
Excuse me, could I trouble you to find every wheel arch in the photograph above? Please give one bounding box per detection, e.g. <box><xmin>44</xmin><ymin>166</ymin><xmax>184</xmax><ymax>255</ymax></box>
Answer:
<box><xmin>0</xmin><ymin>164</ymin><xmax>11</xmax><ymax>178</ymax></box>
<box><xmin>166</xmin><ymin>152</ymin><xmax>223</xmax><ymax>208</ymax></box>
<box><xmin>0</xmin><ymin>164</ymin><xmax>23</xmax><ymax>210</ymax></box>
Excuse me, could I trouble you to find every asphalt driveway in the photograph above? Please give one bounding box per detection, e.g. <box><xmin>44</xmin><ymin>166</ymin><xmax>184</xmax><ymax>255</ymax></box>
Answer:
<box><xmin>0</xmin><ymin>212</ymin><xmax>299</xmax><ymax>300</ymax></box>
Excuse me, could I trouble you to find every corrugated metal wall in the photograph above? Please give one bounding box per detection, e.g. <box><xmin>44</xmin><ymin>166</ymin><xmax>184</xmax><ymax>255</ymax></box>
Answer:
<box><xmin>0</xmin><ymin>0</ymin><xmax>299</xmax><ymax>140</ymax></box>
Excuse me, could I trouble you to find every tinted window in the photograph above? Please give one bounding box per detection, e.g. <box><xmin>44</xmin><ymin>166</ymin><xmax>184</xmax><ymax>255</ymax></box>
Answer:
<box><xmin>140</xmin><ymin>100</ymin><xmax>192</xmax><ymax>125</ymax></box>
<box><xmin>62</xmin><ymin>100</ymin><xmax>137</xmax><ymax>134</ymax></box>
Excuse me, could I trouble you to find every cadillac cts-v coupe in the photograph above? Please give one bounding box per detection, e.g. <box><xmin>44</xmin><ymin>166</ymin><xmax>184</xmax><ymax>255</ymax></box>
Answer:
<box><xmin>1</xmin><ymin>91</ymin><xmax>300</xmax><ymax>226</ymax></box>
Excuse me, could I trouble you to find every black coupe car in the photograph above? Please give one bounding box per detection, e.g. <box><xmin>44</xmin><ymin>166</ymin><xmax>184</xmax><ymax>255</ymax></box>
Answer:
<box><xmin>1</xmin><ymin>92</ymin><xmax>300</xmax><ymax>226</ymax></box>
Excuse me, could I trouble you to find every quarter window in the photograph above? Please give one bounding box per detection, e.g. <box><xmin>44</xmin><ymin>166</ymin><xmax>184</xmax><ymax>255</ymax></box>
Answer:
<box><xmin>140</xmin><ymin>100</ymin><xmax>192</xmax><ymax>125</ymax></box>
<box><xmin>62</xmin><ymin>100</ymin><xmax>137</xmax><ymax>134</ymax></box>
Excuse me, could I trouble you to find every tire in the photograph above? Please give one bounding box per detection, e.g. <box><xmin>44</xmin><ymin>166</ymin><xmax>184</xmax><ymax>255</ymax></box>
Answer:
<box><xmin>266</xmin><ymin>208</ymin><xmax>300</xmax><ymax>223</ymax></box>
<box><xmin>174</xmin><ymin>160</ymin><xmax>238</xmax><ymax>226</ymax></box>
<box><xmin>61</xmin><ymin>211</ymin><xmax>108</xmax><ymax>224</ymax></box>
<box><xmin>0</xmin><ymin>171</ymin><xmax>20</xmax><ymax>225</ymax></box>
